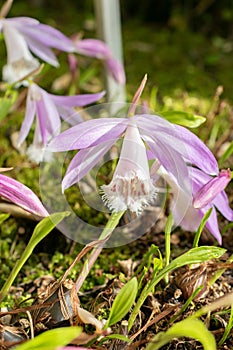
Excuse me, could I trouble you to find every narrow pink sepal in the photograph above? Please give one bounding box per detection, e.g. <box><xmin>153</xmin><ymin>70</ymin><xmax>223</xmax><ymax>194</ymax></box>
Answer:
<box><xmin>0</xmin><ymin>174</ymin><xmax>49</xmax><ymax>217</ymax></box>
<box><xmin>193</xmin><ymin>169</ymin><xmax>231</xmax><ymax>209</ymax></box>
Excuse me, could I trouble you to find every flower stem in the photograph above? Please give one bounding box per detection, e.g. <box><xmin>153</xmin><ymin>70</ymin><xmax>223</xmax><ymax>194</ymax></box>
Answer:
<box><xmin>192</xmin><ymin>208</ymin><xmax>212</xmax><ymax>248</ymax></box>
<box><xmin>164</xmin><ymin>213</ymin><xmax>173</xmax><ymax>284</ymax></box>
<box><xmin>75</xmin><ymin>211</ymin><xmax>125</xmax><ymax>293</ymax></box>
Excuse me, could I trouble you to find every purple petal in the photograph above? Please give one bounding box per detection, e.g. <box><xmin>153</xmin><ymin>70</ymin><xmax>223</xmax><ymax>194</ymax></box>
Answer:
<box><xmin>146</xmin><ymin>148</ymin><xmax>155</xmax><ymax>161</ymax></box>
<box><xmin>213</xmin><ymin>191</ymin><xmax>233</xmax><ymax>221</ymax></box>
<box><xmin>135</xmin><ymin>114</ymin><xmax>219</xmax><ymax>175</ymax></box>
<box><xmin>161</xmin><ymin>163</ymin><xmax>222</xmax><ymax>244</ymax></box>
<box><xmin>34</xmin><ymin>85</ymin><xmax>61</xmax><ymax>144</ymax></box>
<box><xmin>19</xmin><ymin>23</ymin><xmax>75</xmax><ymax>52</ymax></box>
<box><xmin>105</xmin><ymin>57</ymin><xmax>126</xmax><ymax>84</ymax></box>
<box><xmin>75</xmin><ymin>39</ymin><xmax>111</xmax><ymax>58</ymax></box>
<box><xmin>18</xmin><ymin>88</ymin><xmax>36</xmax><ymax>146</ymax></box>
<box><xmin>200</xmin><ymin>206</ymin><xmax>222</xmax><ymax>244</ymax></box>
<box><xmin>56</xmin><ymin>105</ymin><xmax>83</xmax><ymax>125</ymax></box>
<box><xmin>171</xmin><ymin>123</ymin><xmax>219</xmax><ymax>175</ymax></box>
<box><xmin>191</xmin><ymin>167</ymin><xmax>212</xmax><ymax>184</ymax></box>
<box><xmin>157</xmin><ymin>165</ymin><xmax>195</xmax><ymax>228</ymax></box>
<box><xmin>191</xmin><ymin>168</ymin><xmax>216</xmax><ymax>194</ymax></box>
<box><xmin>145</xmin><ymin>136</ymin><xmax>192</xmax><ymax>194</ymax></box>
<box><xmin>24</xmin><ymin>35</ymin><xmax>59</xmax><ymax>66</ymax></box>
<box><xmin>6</xmin><ymin>17</ymin><xmax>39</xmax><ymax>26</ymax></box>
<box><xmin>0</xmin><ymin>174</ymin><xmax>49</xmax><ymax>217</ymax></box>
<box><xmin>194</xmin><ymin>169</ymin><xmax>231</xmax><ymax>209</ymax></box>
<box><xmin>48</xmin><ymin>118</ymin><xmax>127</xmax><ymax>151</ymax></box>
<box><xmin>178</xmin><ymin>205</ymin><xmax>201</xmax><ymax>232</ymax></box>
<box><xmin>50</xmin><ymin>91</ymin><xmax>105</xmax><ymax>107</ymax></box>
<box><xmin>62</xmin><ymin>140</ymin><xmax>115</xmax><ymax>191</ymax></box>
<box><xmin>2</xmin><ymin>18</ymin><xmax>59</xmax><ymax>67</ymax></box>
<box><xmin>32</xmin><ymin>119</ymin><xmax>42</xmax><ymax>144</ymax></box>
<box><xmin>147</xmin><ymin>140</ymin><xmax>193</xmax><ymax>223</ymax></box>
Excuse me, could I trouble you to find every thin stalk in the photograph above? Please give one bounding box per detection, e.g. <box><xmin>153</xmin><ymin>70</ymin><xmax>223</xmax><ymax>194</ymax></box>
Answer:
<box><xmin>193</xmin><ymin>208</ymin><xmax>212</xmax><ymax>248</ymax></box>
<box><xmin>75</xmin><ymin>211</ymin><xmax>124</xmax><ymax>293</ymax></box>
<box><xmin>0</xmin><ymin>242</ymin><xmax>36</xmax><ymax>302</ymax></box>
<box><xmin>218</xmin><ymin>304</ymin><xmax>233</xmax><ymax>346</ymax></box>
<box><xmin>0</xmin><ymin>212</ymin><xmax>68</xmax><ymax>302</ymax></box>
<box><xmin>164</xmin><ymin>213</ymin><xmax>173</xmax><ymax>284</ymax></box>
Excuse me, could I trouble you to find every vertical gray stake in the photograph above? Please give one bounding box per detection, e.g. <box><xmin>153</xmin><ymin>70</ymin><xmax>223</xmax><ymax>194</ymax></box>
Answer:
<box><xmin>94</xmin><ymin>0</ymin><xmax>126</xmax><ymax>104</ymax></box>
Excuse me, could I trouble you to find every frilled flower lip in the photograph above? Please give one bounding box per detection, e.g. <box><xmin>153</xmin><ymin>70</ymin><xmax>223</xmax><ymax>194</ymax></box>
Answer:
<box><xmin>101</xmin><ymin>171</ymin><xmax>157</xmax><ymax>214</ymax></box>
<box><xmin>101</xmin><ymin>123</ymin><xmax>158</xmax><ymax>214</ymax></box>
<box><xmin>0</xmin><ymin>169</ymin><xmax>49</xmax><ymax>217</ymax></box>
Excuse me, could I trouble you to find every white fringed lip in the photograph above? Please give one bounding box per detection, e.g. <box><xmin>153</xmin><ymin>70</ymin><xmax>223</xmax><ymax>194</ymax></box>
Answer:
<box><xmin>101</xmin><ymin>123</ymin><xmax>158</xmax><ymax>215</ymax></box>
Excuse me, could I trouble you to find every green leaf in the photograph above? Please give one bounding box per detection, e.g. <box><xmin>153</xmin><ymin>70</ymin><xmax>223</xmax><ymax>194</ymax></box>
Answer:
<box><xmin>28</xmin><ymin>211</ymin><xmax>70</xmax><ymax>247</ymax></box>
<box><xmin>193</xmin><ymin>292</ymin><xmax>233</xmax><ymax>319</ymax></box>
<box><xmin>0</xmin><ymin>213</ymin><xmax>10</xmax><ymax>225</ymax></box>
<box><xmin>128</xmin><ymin>246</ymin><xmax>226</xmax><ymax>330</ymax></box>
<box><xmin>160</xmin><ymin>110</ymin><xmax>206</xmax><ymax>128</ymax></box>
<box><xmin>0</xmin><ymin>211</ymin><xmax>70</xmax><ymax>302</ymax></box>
<box><xmin>105</xmin><ymin>277</ymin><xmax>138</xmax><ymax>327</ymax></box>
<box><xmin>218</xmin><ymin>140</ymin><xmax>233</xmax><ymax>167</ymax></box>
<box><xmin>149</xmin><ymin>86</ymin><xmax>158</xmax><ymax>111</ymax></box>
<box><xmin>145</xmin><ymin>318</ymin><xmax>216</xmax><ymax>350</ymax></box>
<box><xmin>14</xmin><ymin>326</ymin><xmax>82</xmax><ymax>350</ymax></box>
<box><xmin>0</xmin><ymin>90</ymin><xmax>18</xmax><ymax>121</ymax></box>
<box><xmin>100</xmin><ymin>334</ymin><xmax>131</xmax><ymax>343</ymax></box>
<box><xmin>219</xmin><ymin>304</ymin><xmax>233</xmax><ymax>346</ymax></box>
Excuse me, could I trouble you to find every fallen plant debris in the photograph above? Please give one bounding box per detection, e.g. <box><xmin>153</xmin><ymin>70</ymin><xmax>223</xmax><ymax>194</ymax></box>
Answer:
<box><xmin>0</xmin><ymin>240</ymin><xmax>233</xmax><ymax>349</ymax></box>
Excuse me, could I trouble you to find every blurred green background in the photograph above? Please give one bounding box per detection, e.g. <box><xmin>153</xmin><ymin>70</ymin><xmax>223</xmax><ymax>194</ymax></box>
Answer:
<box><xmin>3</xmin><ymin>0</ymin><xmax>233</xmax><ymax>102</ymax></box>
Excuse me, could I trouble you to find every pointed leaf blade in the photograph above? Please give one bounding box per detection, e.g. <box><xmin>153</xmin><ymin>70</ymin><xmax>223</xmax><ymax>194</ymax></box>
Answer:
<box><xmin>160</xmin><ymin>110</ymin><xmax>206</xmax><ymax>128</ymax></box>
<box><xmin>106</xmin><ymin>277</ymin><xmax>138</xmax><ymax>327</ymax></box>
<box><xmin>0</xmin><ymin>211</ymin><xmax>70</xmax><ymax>302</ymax></box>
<box><xmin>145</xmin><ymin>318</ymin><xmax>216</xmax><ymax>350</ymax></box>
<box><xmin>14</xmin><ymin>326</ymin><xmax>82</xmax><ymax>350</ymax></box>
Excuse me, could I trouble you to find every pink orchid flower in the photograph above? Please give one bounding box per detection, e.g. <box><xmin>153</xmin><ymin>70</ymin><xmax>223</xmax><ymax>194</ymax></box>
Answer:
<box><xmin>18</xmin><ymin>82</ymin><xmax>105</xmax><ymax>163</ymax></box>
<box><xmin>0</xmin><ymin>16</ymin><xmax>75</xmax><ymax>83</ymax></box>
